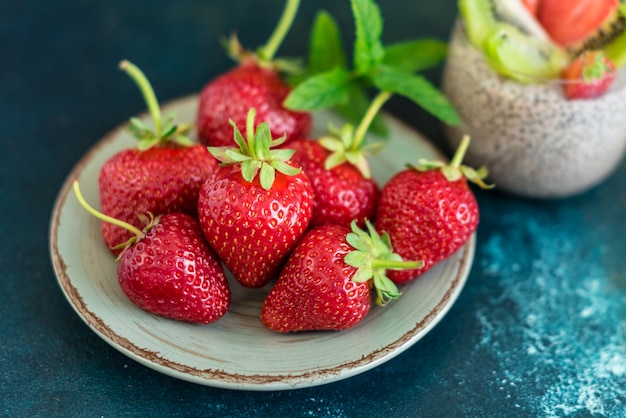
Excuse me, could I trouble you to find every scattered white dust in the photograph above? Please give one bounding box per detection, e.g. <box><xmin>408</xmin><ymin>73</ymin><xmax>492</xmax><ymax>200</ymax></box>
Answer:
<box><xmin>477</xmin><ymin>215</ymin><xmax>626</xmax><ymax>417</ymax></box>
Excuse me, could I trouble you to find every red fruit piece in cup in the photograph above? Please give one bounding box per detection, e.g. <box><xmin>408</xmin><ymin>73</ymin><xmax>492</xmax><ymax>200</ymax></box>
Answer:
<box><xmin>562</xmin><ymin>50</ymin><xmax>617</xmax><ymax>100</ymax></box>
<box><xmin>537</xmin><ymin>0</ymin><xmax>619</xmax><ymax>47</ymax></box>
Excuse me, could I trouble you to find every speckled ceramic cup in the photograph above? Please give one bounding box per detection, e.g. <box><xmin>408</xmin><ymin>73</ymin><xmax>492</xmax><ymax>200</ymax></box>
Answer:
<box><xmin>442</xmin><ymin>23</ymin><xmax>626</xmax><ymax>198</ymax></box>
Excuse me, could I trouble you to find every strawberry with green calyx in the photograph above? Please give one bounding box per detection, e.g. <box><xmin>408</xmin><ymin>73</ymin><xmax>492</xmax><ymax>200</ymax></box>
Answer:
<box><xmin>260</xmin><ymin>220</ymin><xmax>422</xmax><ymax>333</ymax></box>
<box><xmin>288</xmin><ymin>91</ymin><xmax>391</xmax><ymax>228</ymax></box>
<box><xmin>196</xmin><ymin>0</ymin><xmax>311</xmax><ymax>148</ymax></box>
<box><xmin>73</xmin><ymin>181</ymin><xmax>231</xmax><ymax>324</ymax></box>
<box><xmin>198</xmin><ymin>108</ymin><xmax>314</xmax><ymax>289</ymax></box>
<box><xmin>375</xmin><ymin>135</ymin><xmax>492</xmax><ymax>284</ymax></box>
<box><xmin>562</xmin><ymin>50</ymin><xmax>617</xmax><ymax>100</ymax></box>
<box><xmin>99</xmin><ymin>60</ymin><xmax>218</xmax><ymax>255</ymax></box>
<box><xmin>284</xmin><ymin>0</ymin><xmax>459</xmax><ymax>130</ymax></box>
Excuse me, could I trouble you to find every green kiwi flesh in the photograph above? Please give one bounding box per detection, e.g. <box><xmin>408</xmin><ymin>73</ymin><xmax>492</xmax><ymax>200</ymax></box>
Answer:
<box><xmin>482</xmin><ymin>23</ymin><xmax>570</xmax><ymax>82</ymax></box>
<box><xmin>459</xmin><ymin>0</ymin><xmax>570</xmax><ymax>82</ymax></box>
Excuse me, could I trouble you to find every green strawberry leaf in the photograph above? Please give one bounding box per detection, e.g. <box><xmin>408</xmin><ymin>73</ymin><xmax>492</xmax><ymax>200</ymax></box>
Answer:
<box><xmin>259</xmin><ymin>162</ymin><xmax>276</xmax><ymax>191</ymax></box>
<box><xmin>269</xmin><ymin>148</ymin><xmax>296</xmax><ymax>161</ymax></box>
<box><xmin>351</xmin><ymin>0</ymin><xmax>385</xmax><ymax>75</ymax></box>
<box><xmin>241</xmin><ymin>159</ymin><xmax>262</xmax><ymax>183</ymax></box>
<box><xmin>210</xmin><ymin>109</ymin><xmax>303</xmax><ymax>191</ymax></box>
<box><xmin>270</xmin><ymin>159</ymin><xmax>301</xmax><ymax>176</ymax></box>
<box><xmin>136</xmin><ymin>136</ymin><xmax>160</xmax><ymax>152</ymax></box>
<box><xmin>229</xmin><ymin>119</ymin><xmax>250</xmax><ymax>156</ymax></box>
<box><xmin>308</xmin><ymin>10</ymin><xmax>347</xmax><ymax>74</ymax></box>
<box><xmin>383</xmin><ymin>39</ymin><xmax>448</xmax><ymax>73</ymax></box>
<box><xmin>254</xmin><ymin>122</ymin><xmax>272</xmax><ymax>160</ymax></box>
<box><xmin>129</xmin><ymin>117</ymin><xmax>150</xmax><ymax>134</ymax></box>
<box><xmin>371</xmin><ymin>65</ymin><xmax>460</xmax><ymax>126</ymax></box>
<box><xmin>344</xmin><ymin>220</ymin><xmax>422</xmax><ymax>306</ymax></box>
<box><xmin>284</xmin><ymin>67</ymin><xmax>353</xmax><ymax>111</ymax></box>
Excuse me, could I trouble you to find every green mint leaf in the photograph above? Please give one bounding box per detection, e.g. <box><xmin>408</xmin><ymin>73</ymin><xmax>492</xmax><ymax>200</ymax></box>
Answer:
<box><xmin>371</xmin><ymin>66</ymin><xmax>460</xmax><ymax>126</ymax></box>
<box><xmin>351</xmin><ymin>0</ymin><xmax>385</xmax><ymax>74</ymax></box>
<box><xmin>308</xmin><ymin>10</ymin><xmax>347</xmax><ymax>74</ymax></box>
<box><xmin>383</xmin><ymin>39</ymin><xmax>448</xmax><ymax>73</ymax></box>
<box><xmin>284</xmin><ymin>67</ymin><xmax>352</xmax><ymax>111</ymax></box>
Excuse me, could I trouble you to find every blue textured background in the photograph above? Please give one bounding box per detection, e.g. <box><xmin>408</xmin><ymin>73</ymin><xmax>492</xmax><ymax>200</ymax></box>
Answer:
<box><xmin>2</xmin><ymin>1</ymin><xmax>626</xmax><ymax>416</ymax></box>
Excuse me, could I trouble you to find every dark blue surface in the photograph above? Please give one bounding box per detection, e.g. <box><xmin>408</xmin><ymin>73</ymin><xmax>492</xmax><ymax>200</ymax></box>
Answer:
<box><xmin>3</xmin><ymin>1</ymin><xmax>626</xmax><ymax>416</ymax></box>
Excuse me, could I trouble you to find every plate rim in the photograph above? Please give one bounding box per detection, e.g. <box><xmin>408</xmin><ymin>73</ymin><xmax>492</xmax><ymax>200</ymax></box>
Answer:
<box><xmin>49</xmin><ymin>94</ymin><xmax>474</xmax><ymax>391</ymax></box>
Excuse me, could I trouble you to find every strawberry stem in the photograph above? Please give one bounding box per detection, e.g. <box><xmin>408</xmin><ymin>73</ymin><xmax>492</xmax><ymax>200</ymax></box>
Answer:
<box><xmin>119</xmin><ymin>60</ymin><xmax>163</xmax><ymax>136</ymax></box>
<box><xmin>352</xmin><ymin>91</ymin><xmax>392</xmax><ymax>150</ymax></box>
<box><xmin>371</xmin><ymin>259</ymin><xmax>422</xmax><ymax>270</ymax></box>
<box><xmin>246</xmin><ymin>108</ymin><xmax>258</xmax><ymax>159</ymax></box>
<box><xmin>258</xmin><ymin>0</ymin><xmax>300</xmax><ymax>62</ymax></box>
<box><xmin>72</xmin><ymin>180</ymin><xmax>144</xmax><ymax>238</ymax></box>
<box><xmin>450</xmin><ymin>134</ymin><xmax>470</xmax><ymax>169</ymax></box>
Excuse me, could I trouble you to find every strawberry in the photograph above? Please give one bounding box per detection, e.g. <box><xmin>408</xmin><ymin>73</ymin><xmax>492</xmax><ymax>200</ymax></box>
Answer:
<box><xmin>521</xmin><ymin>0</ymin><xmax>541</xmax><ymax>16</ymax></box>
<box><xmin>288</xmin><ymin>130</ymin><xmax>380</xmax><ymax>229</ymax></box>
<box><xmin>537</xmin><ymin>0</ymin><xmax>619</xmax><ymax>47</ymax></box>
<box><xmin>196</xmin><ymin>0</ymin><xmax>311</xmax><ymax>148</ymax></box>
<box><xmin>287</xmin><ymin>90</ymin><xmax>400</xmax><ymax>228</ymax></box>
<box><xmin>99</xmin><ymin>61</ymin><xmax>218</xmax><ymax>254</ymax></box>
<box><xmin>260</xmin><ymin>221</ymin><xmax>421</xmax><ymax>332</ymax></box>
<box><xmin>562</xmin><ymin>50</ymin><xmax>617</xmax><ymax>100</ymax></box>
<box><xmin>198</xmin><ymin>108</ymin><xmax>314</xmax><ymax>288</ymax></box>
<box><xmin>197</xmin><ymin>60</ymin><xmax>311</xmax><ymax>148</ymax></box>
<box><xmin>375</xmin><ymin>135</ymin><xmax>492</xmax><ymax>284</ymax></box>
<box><xmin>74</xmin><ymin>182</ymin><xmax>230</xmax><ymax>324</ymax></box>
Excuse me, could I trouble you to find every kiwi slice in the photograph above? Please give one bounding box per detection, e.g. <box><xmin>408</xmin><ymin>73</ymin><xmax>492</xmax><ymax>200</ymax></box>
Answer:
<box><xmin>604</xmin><ymin>28</ymin><xmax>626</xmax><ymax>68</ymax></box>
<box><xmin>459</xmin><ymin>0</ymin><xmax>498</xmax><ymax>48</ymax></box>
<box><xmin>570</xmin><ymin>4</ymin><xmax>626</xmax><ymax>58</ymax></box>
<box><xmin>482</xmin><ymin>23</ymin><xmax>571</xmax><ymax>82</ymax></box>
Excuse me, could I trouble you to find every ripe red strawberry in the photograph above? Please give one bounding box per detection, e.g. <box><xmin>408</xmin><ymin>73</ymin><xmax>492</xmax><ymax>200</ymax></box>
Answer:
<box><xmin>99</xmin><ymin>61</ymin><xmax>218</xmax><ymax>254</ymax></box>
<box><xmin>288</xmin><ymin>137</ymin><xmax>379</xmax><ymax>228</ymax></box>
<box><xmin>198</xmin><ymin>108</ymin><xmax>314</xmax><ymax>288</ymax></box>
<box><xmin>74</xmin><ymin>182</ymin><xmax>230</xmax><ymax>324</ymax></box>
<box><xmin>521</xmin><ymin>0</ymin><xmax>540</xmax><ymax>16</ymax></box>
<box><xmin>375</xmin><ymin>135</ymin><xmax>492</xmax><ymax>284</ymax></box>
<box><xmin>537</xmin><ymin>0</ymin><xmax>619</xmax><ymax>47</ymax></box>
<box><xmin>197</xmin><ymin>60</ymin><xmax>311</xmax><ymax>148</ymax></box>
<box><xmin>260</xmin><ymin>221</ymin><xmax>421</xmax><ymax>332</ymax></box>
<box><xmin>562</xmin><ymin>50</ymin><xmax>617</xmax><ymax>100</ymax></box>
<box><xmin>196</xmin><ymin>0</ymin><xmax>311</xmax><ymax>148</ymax></box>
<box><xmin>286</xmin><ymin>91</ymin><xmax>394</xmax><ymax>228</ymax></box>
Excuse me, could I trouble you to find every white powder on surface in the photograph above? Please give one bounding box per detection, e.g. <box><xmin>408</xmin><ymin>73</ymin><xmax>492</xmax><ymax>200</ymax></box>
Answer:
<box><xmin>476</xmin><ymin>214</ymin><xmax>626</xmax><ymax>417</ymax></box>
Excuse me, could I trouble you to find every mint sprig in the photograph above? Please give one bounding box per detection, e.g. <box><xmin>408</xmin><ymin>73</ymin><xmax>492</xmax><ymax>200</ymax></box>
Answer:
<box><xmin>284</xmin><ymin>0</ymin><xmax>459</xmax><ymax>127</ymax></box>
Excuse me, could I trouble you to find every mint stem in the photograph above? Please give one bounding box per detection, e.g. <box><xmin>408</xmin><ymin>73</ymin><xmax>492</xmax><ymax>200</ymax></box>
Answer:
<box><xmin>119</xmin><ymin>60</ymin><xmax>163</xmax><ymax>136</ymax></box>
<box><xmin>352</xmin><ymin>91</ymin><xmax>392</xmax><ymax>150</ymax></box>
<box><xmin>73</xmin><ymin>180</ymin><xmax>144</xmax><ymax>238</ymax></box>
<box><xmin>259</xmin><ymin>0</ymin><xmax>300</xmax><ymax>62</ymax></box>
<box><xmin>450</xmin><ymin>134</ymin><xmax>470</xmax><ymax>168</ymax></box>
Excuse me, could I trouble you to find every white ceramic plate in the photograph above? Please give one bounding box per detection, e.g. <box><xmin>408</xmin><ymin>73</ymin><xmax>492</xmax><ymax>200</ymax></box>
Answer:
<box><xmin>49</xmin><ymin>95</ymin><xmax>474</xmax><ymax>391</ymax></box>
